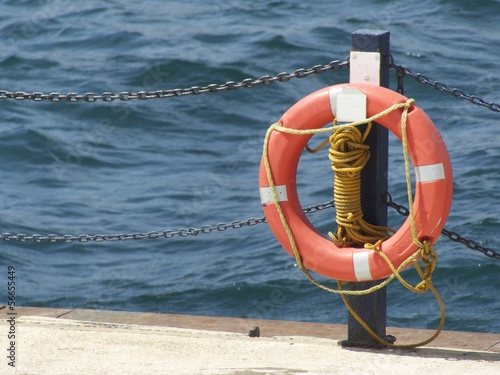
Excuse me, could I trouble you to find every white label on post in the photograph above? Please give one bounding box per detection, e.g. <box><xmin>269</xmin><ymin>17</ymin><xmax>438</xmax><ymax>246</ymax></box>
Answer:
<box><xmin>349</xmin><ymin>51</ymin><xmax>381</xmax><ymax>86</ymax></box>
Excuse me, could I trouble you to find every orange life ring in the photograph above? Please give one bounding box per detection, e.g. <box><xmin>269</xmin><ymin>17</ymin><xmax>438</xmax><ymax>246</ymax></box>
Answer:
<box><xmin>259</xmin><ymin>83</ymin><xmax>453</xmax><ymax>282</ymax></box>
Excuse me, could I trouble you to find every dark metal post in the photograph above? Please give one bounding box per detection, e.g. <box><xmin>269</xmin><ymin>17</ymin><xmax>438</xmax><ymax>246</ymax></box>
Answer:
<box><xmin>341</xmin><ymin>30</ymin><xmax>390</xmax><ymax>348</ymax></box>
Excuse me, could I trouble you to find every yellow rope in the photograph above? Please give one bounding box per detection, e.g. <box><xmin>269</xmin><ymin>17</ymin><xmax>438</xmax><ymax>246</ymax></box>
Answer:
<box><xmin>328</xmin><ymin>121</ymin><xmax>395</xmax><ymax>247</ymax></box>
<box><xmin>338</xmin><ymin>273</ymin><xmax>445</xmax><ymax>348</ymax></box>
<box><xmin>263</xmin><ymin>120</ymin><xmax>411</xmax><ymax>297</ymax></box>
<box><xmin>305</xmin><ymin>138</ymin><xmax>330</xmax><ymax>154</ymax></box>
<box><xmin>263</xmin><ymin>99</ymin><xmax>427</xmax><ymax>296</ymax></box>
<box><xmin>262</xmin><ymin>97</ymin><xmax>445</xmax><ymax>347</ymax></box>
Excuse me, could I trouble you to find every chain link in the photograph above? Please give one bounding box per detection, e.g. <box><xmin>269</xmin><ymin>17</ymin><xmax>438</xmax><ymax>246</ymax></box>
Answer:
<box><xmin>0</xmin><ymin>200</ymin><xmax>334</xmax><ymax>243</ymax></box>
<box><xmin>384</xmin><ymin>193</ymin><xmax>500</xmax><ymax>261</ymax></box>
<box><xmin>395</xmin><ymin>66</ymin><xmax>405</xmax><ymax>95</ymax></box>
<box><xmin>388</xmin><ymin>56</ymin><xmax>500</xmax><ymax>112</ymax></box>
<box><xmin>0</xmin><ymin>60</ymin><xmax>348</xmax><ymax>103</ymax></box>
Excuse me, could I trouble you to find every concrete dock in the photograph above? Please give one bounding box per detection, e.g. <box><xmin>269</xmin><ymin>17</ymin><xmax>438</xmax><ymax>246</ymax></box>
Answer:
<box><xmin>0</xmin><ymin>305</ymin><xmax>499</xmax><ymax>374</ymax></box>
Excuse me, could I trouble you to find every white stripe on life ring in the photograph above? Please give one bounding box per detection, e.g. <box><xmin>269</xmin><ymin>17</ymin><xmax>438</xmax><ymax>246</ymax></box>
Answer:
<box><xmin>415</xmin><ymin>163</ymin><xmax>445</xmax><ymax>183</ymax></box>
<box><xmin>260</xmin><ymin>185</ymin><xmax>288</xmax><ymax>205</ymax></box>
<box><xmin>353</xmin><ymin>252</ymin><xmax>373</xmax><ymax>281</ymax></box>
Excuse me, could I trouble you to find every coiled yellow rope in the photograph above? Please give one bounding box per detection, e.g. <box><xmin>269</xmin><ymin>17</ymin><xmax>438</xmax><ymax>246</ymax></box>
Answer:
<box><xmin>262</xmin><ymin>98</ymin><xmax>445</xmax><ymax>348</ymax></box>
<box><xmin>328</xmin><ymin>122</ymin><xmax>395</xmax><ymax>247</ymax></box>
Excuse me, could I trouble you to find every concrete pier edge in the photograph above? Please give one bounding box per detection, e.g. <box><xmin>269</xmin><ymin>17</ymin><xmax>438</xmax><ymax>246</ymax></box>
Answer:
<box><xmin>0</xmin><ymin>305</ymin><xmax>499</xmax><ymax>375</ymax></box>
<box><xmin>1</xmin><ymin>304</ymin><xmax>499</xmax><ymax>353</ymax></box>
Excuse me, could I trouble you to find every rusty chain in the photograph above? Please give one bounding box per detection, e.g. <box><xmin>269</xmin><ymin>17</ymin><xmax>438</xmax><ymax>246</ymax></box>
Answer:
<box><xmin>0</xmin><ymin>60</ymin><xmax>349</xmax><ymax>102</ymax></box>
<box><xmin>0</xmin><ymin>200</ymin><xmax>334</xmax><ymax>243</ymax></box>
<box><xmin>384</xmin><ymin>193</ymin><xmax>500</xmax><ymax>261</ymax></box>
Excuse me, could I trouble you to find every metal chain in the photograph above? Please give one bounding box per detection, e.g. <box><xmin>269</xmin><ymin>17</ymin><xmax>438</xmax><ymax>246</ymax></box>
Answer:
<box><xmin>388</xmin><ymin>56</ymin><xmax>500</xmax><ymax>112</ymax></box>
<box><xmin>2</xmin><ymin>55</ymin><xmax>496</xmax><ymax>260</ymax></box>
<box><xmin>0</xmin><ymin>60</ymin><xmax>348</xmax><ymax>103</ymax></box>
<box><xmin>0</xmin><ymin>200</ymin><xmax>334</xmax><ymax>243</ymax></box>
<box><xmin>395</xmin><ymin>66</ymin><xmax>405</xmax><ymax>95</ymax></box>
<box><xmin>384</xmin><ymin>193</ymin><xmax>500</xmax><ymax>261</ymax></box>
<box><xmin>2</xmin><ymin>192</ymin><xmax>498</xmax><ymax>261</ymax></box>
<box><xmin>387</xmin><ymin>58</ymin><xmax>500</xmax><ymax>259</ymax></box>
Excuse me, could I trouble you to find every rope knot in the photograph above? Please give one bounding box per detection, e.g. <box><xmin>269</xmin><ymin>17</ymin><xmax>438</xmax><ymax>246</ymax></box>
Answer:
<box><xmin>420</xmin><ymin>240</ymin><xmax>438</xmax><ymax>278</ymax></box>
<box><xmin>404</xmin><ymin>98</ymin><xmax>415</xmax><ymax>109</ymax></box>
<box><xmin>415</xmin><ymin>279</ymin><xmax>431</xmax><ymax>293</ymax></box>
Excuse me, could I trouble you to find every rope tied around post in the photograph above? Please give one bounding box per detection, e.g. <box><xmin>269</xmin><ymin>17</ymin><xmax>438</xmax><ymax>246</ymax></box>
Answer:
<box><xmin>327</xmin><ymin>121</ymin><xmax>395</xmax><ymax>247</ymax></box>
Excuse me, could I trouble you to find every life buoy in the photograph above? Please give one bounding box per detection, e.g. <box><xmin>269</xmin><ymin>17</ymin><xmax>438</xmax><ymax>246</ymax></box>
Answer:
<box><xmin>259</xmin><ymin>83</ymin><xmax>452</xmax><ymax>282</ymax></box>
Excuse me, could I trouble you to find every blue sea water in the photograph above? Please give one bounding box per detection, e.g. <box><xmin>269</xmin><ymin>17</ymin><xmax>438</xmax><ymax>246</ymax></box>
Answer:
<box><xmin>0</xmin><ymin>0</ymin><xmax>499</xmax><ymax>335</ymax></box>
